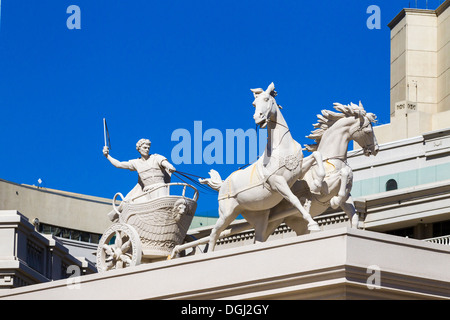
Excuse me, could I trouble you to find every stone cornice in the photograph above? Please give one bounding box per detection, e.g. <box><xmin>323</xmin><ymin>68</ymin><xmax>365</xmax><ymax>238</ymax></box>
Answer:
<box><xmin>388</xmin><ymin>0</ymin><xmax>449</xmax><ymax>30</ymax></box>
<box><xmin>388</xmin><ymin>8</ymin><xmax>436</xmax><ymax>30</ymax></box>
<box><xmin>436</xmin><ymin>0</ymin><xmax>450</xmax><ymax>16</ymax></box>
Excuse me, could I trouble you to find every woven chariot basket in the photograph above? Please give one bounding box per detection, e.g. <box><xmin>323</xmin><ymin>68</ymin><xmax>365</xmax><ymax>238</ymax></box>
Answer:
<box><xmin>119</xmin><ymin>196</ymin><xmax>197</xmax><ymax>258</ymax></box>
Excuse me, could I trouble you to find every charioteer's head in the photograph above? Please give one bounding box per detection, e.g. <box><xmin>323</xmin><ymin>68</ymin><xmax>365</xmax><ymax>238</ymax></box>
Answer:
<box><xmin>136</xmin><ymin>139</ymin><xmax>151</xmax><ymax>158</ymax></box>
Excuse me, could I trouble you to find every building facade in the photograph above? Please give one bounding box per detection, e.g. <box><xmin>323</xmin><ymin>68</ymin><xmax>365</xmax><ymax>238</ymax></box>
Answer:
<box><xmin>375</xmin><ymin>1</ymin><xmax>450</xmax><ymax>143</ymax></box>
<box><xmin>0</xmin><ymin>210</ymin><xmax>96</xmax><ymax>289</ymax></box>
<box><xmin>0</xmin><ymin>1</ymin><xmax>449</xmax><ymax>298</ymax></box>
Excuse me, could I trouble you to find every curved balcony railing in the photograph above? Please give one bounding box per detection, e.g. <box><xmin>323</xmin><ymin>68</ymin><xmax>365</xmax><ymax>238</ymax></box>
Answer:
<box><xmin>424</xmin><ymin>235</ymin><xmax>450</xmax><ymax>245</ymax></box>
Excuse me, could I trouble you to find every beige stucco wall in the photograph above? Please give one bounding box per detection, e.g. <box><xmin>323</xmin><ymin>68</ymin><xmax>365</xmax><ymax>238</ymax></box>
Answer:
<box><xmin>390</xmin><ymin>10</ymin><xmax>438</xmax><ymax>115</ymax></box>
<box><xmin>0</xmin><ymin>179</ymin><xmax>112</xmax><ymax>234</ymax></box>
<box><xmin>437</xmin><ymin>3</ymin><xmax>450</xmax><ymax>114</ymax></box>
<box><xmin>374</xmin><ymin>1</ymin><xmax>450</xmax><ymax>145</ymax></box>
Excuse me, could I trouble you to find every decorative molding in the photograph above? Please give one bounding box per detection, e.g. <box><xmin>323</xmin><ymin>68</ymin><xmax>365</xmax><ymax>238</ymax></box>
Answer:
<box><xmin>388</xmin><ymin>8</ymin><xmax>438</xmax><ymax>30</ymax></box>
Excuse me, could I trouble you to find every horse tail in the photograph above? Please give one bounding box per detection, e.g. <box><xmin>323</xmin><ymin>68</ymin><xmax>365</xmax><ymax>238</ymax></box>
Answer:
<box><xmin>199</xmin><ymin>169</ymin><xmax>223</xmax><ymax>191</ymax></box>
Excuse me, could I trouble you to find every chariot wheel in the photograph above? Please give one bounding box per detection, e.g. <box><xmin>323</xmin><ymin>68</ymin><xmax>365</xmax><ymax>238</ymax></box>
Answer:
<box><xmin>96</xmin><ymin>223</ymin><xmax>142</xmax><ymax>272</ymax></box>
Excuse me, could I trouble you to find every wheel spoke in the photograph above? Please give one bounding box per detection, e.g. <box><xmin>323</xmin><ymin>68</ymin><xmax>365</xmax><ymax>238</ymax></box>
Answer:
<box><xmin>121</xmin><ymin>239</ymin><xmax>131</xmax><ymax>253</ymax></box>
<box><xmin>115</xmin><ymin>231</ymin><xmax>123</xmax><ymax>248</ymax></box>
<box><xmin>120</xmin><ymin>254</ymin><xmax>132</xmax><ymax>265</ymax></box>
<box><xmin>103</xmin><ymin>244</ymin><xmax>113</xmax><ymax>256</ymax></box>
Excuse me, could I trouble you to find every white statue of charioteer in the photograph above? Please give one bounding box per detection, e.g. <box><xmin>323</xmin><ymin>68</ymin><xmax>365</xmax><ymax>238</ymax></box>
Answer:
<box><xmin>96</xmin><ymin>123</ymin><xmax>199</xmax><ymax>272</ymax></box>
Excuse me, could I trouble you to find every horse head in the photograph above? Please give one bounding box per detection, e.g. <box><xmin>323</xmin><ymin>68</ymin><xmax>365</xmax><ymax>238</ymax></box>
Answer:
<box><xmin>306</xmin><ymin>101</ymin><xmax>379</xmax><ymax>157</ymax></box>
<box><xmin>250</xmin><ymin>82</ymin><xmax>281</xmax><ymax>129</ymax></box>
<box><xmin>346</xmin><ymin>101</ymin><xmax>379</xmax><ymax>156</ymax></box>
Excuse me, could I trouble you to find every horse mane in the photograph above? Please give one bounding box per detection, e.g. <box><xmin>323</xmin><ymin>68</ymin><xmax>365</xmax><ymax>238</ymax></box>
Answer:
<box><xmin>304</xmin><ymin>102</ymin><xmax>377</xmax><ymax>152</ymax></box>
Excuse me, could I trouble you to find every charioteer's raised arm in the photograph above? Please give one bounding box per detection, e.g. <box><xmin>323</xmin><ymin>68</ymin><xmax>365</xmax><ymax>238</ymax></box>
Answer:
<box><xmin>103</xmin><ymin>146</ymin><xmax>133</xmax><ymax>170</ymax></box>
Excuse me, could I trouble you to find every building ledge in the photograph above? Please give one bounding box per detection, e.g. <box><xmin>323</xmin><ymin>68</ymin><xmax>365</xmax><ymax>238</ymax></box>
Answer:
<box><xmin>1</xmin><ymin>228</ymin><xmax>448</xmax><ymax>300</ymax></box>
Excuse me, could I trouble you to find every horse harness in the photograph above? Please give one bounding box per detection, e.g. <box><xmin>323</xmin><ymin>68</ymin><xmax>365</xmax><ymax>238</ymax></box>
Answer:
<box><xmin>217</xmin><ymin>147</ymin><xmax>303</xmax><ymax>201</ymax></box>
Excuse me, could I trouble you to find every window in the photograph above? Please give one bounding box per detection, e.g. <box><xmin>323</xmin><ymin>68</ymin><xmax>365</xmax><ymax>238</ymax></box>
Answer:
<box><xmin>72</xmin><ymin>230</ymin><xmax>81</xmax><ymax>241</ymax></box>
<box><xmin>38</xmin><ymin>222</ymin><xmax>102</xmax><ymax>244</ymax></box>
<box><xmin>385</xmin><ymin>179</ymin><xmax>398</xmax><ymax>191</ymax></box>
<box><xmin>433</xmin><ymin>220</ymin><xmax>450</xmax><ymax>238</ymax></box>
<box><xmin>90</xmin><ymin>234</ymin><xmax>101</xmax><ymax>244</ymax></box>
<box><xmin>41</xmin><ymin>224</ymin><xmax>52</xmax><ymax>234</ymax></box>
<box><xmin>387</xmin><ymin>227</ymin><xmax>414</xmax><ymax>238</ymax></box>
<box><xmin>80</xmin><ymin>232</ymin><xmax>90</xmax><ymax>242</ymax></box>
<box><xmin>61</xmin><ymin>228</ymin><xmax>71</xmax><ymax>239</ymax></box>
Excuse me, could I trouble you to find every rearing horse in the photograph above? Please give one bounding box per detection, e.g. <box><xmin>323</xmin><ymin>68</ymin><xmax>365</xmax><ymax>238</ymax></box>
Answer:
<box><xmin>263</xmin><ymin>102</ymin><xmax>379</xmax><ymax>239</ymax></box>
<box><xmin>200</xmin><ymin>82</ymin><xmax>324</xmax><ymax>251</ymax></box>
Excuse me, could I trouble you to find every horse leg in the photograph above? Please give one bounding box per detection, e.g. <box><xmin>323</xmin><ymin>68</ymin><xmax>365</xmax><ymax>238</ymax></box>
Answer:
<box><xmin>264</xmin><ymin>217</ymin><xmax>284</xmax><ymax>241</ymax></box>
<box><xmin>301</xmin><ymin>152</ymin><xmax>325</xmax><ymax>194</ymax></box>
<box><xmin>265</xmin><ymin>198</ymin><xmax>310</xmax><ymax>239</ymax></box>
<box><xmin>268</xmin><ymin>176</ymin><xmax>320</xmax><ymax>231</ymax></box>
<box><xmin>207</xmin><ymin>199</ymin><xmax>240</xmax><ymax>252</ymax></box>
<box><xmin>310</xmin><ymin>151</ymin><xmax>325</xmax><ymax>193</ymax></box>
<box><xmin>330</xmin><ymin>166</ymin><xmax>351</xmax><ymax>209</ymax></box>
<box><xmin>242</xmin><ymin>210</ymin><xmax>270</xmax><ymax>243</ymax></box>
<box><xmin>341</xmin><ymin>195</ymin><xmax>359</xmax><ymax>228</ymax></box>
<box><xmin>284</xmin><ymin>215</ymin><xmax>309</xmax><ymax>235</ymax></box>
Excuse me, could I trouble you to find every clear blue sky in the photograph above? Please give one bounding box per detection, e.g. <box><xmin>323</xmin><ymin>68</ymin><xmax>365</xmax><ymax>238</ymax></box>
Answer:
<box><xmin>0</xmin><ymin>0</ymin><xmax>444</xmax><ymax>217</ymax></box>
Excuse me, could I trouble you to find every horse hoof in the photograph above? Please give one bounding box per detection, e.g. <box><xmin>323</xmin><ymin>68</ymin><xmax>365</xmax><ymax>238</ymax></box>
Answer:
<box><xmin>308</xmin><ymin>222</ymin><xmax>320</xmax><ymax>231</ymax></box>
<box><xmin>330</xmin><ymin>197</ymin><xmax>341</xmax><ymax>209</ymax></box>
<box><xmin>351</xmin><ymin>215</ymin><xmax>360</xmax><ymax>229</ymax></box>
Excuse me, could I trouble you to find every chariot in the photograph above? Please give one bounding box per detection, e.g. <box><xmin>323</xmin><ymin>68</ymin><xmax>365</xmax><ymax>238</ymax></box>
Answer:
<box><xmin>96</xmin><ymin>183</ymin><xmax>198</xmax><ymax>272</ymax></box>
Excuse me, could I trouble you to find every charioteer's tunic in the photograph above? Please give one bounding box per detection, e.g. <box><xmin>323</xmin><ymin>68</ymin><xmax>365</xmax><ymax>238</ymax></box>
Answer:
<box><xmin>126</xmin><ymin>153</ymin><xmax>169</xmax><ymax>201</ymax></box>
<box><xmin>129</xmin><ymin>153</ymin><xmax>168</xmax><ymax>190</ymax></box>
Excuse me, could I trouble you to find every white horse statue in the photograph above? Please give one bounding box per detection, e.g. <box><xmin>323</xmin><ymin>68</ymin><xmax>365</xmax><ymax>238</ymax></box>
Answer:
<box><xmin>200</xmin><ymin>82</ymin><xmax>326</xmax><ymax>252</ymax></box>
<box><xmin>263</xmin><ymin>101</ymin><xmax>379</xmax><ymax>239</ymax></box>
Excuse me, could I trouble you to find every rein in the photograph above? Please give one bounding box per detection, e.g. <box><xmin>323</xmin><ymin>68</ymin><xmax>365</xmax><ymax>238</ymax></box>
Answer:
<box><xmin>172</xmin><ymin>171</ymin><xmax>217</xmax><ymax>194</ymax></box>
